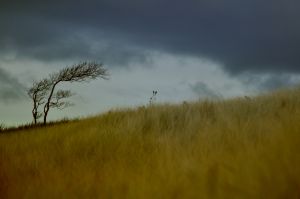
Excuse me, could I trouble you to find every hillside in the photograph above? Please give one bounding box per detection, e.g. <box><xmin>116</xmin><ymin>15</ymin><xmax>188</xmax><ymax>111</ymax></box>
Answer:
<box><xmin>1</xmin><ymin>88</ymin><xmax>300</xmax><ymax>198</ymax></box>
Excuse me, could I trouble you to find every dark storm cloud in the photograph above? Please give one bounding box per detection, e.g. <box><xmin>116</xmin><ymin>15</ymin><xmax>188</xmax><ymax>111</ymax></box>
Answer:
<box><xmin>0</xmin><ymin>67</ymin><xmax>26</xmax><ymax>103</ymax></box>
<box><xmin>1</xmin><ymin>0</ymin><xmax>300</xmax><ymax>73</ymax></box>
<box><xmin>0</xmin><ymin>14</ymin><xmax>149</xmax><ymax>66</ymax></box>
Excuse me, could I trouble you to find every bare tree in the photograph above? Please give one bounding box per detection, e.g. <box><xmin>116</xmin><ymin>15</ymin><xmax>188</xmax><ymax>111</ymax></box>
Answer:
<box><xmin>27</xmin><ymin>78</ymin><xmax>51</xmax><ymax>124</ymax></box>
<box><xmin>28</xmin><ymin>62</ymin><xmax>109</xmax><ymax>125</ymax></box>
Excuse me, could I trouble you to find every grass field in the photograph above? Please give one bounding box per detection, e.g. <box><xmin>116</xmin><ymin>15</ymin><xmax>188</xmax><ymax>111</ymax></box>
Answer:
<box><xmin>1</xmin><ymin>88</ymin><xmax>300</xmax><ymax>198</ymax></box>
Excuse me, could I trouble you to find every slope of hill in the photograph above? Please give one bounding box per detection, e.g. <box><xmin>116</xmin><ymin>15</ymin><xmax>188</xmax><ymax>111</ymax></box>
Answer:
<box><xmin>1</xmin><ymin>88</ymin><xmax>300</xmax><ymax>198</ymax></box>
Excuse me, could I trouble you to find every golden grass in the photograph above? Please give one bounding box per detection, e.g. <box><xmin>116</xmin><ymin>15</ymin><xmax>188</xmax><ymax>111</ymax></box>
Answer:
<box><xmin>1</xmin><ymin>88</ymin><xmax>300</xmax><ymax>198</ymax></box>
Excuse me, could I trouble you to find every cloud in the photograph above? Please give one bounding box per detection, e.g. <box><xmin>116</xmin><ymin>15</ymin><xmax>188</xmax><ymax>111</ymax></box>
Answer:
<box><xmin>1</xmin><ymin>0</ymin><xmax>300</xmax><ymax>73</ymax></box>
<box><xmin>190</xmin><ymin>81</ymin><xmax>222</xmax><ymax>100</ymax></box>
<box><xmin>0</xmin><ymin>67</ymin><xmax>26</xmax><ymax>103</ymax></box>
<box><xmin>239</xmin><ymin>73</ymin><xmax>300</xmax><ymax>92</ymax></box>
<box><xmin>0</xmin><ymin>20</ymin><xmax>150</xmax><ymax>67</ymax></box>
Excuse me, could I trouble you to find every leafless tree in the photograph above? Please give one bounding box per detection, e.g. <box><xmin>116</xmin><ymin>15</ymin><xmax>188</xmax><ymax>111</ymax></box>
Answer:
<box><xmin>28</xmin><ymin>62</ymin><xmax>109</xmax><ymax>125</ymax></box>
<box><xmin>27</xmin><ymin>78</ymin><xmax>51</xmax><ymax>124</ymax></box>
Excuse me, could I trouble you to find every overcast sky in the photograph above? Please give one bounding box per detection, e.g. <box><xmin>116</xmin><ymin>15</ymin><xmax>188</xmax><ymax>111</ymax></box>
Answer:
<box><xmin>1</xmin><ymin>0</ymin><xmax>300</xmax><ymax>126</ymax></box>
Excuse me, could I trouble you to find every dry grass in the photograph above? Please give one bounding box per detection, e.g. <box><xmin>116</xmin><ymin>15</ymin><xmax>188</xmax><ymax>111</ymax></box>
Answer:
<box><xmin>1</xmin><ymin>88</ymin><xmax>300</xmax><ymax>198</ymax></box>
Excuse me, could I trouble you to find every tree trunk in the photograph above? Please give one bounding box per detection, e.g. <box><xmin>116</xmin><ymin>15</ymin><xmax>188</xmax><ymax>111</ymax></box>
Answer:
<box><xmin>43</xmin><ymin>81</ymin><xmax>59</xmax><ymax>125</ymax></box>
<box><xmin>34</xmin><ymin>116</ymin><xmax>37</xmax><ymax>125</ymax></box>
<box><xmin>32</xmin><ymin>108</ymin><xmax>37</xmax><ymax>125</ymax></box>
<box><xmin>43</xmin><ymin>112</ymin><xmax>47</xmax><ymax>125</ymax></box>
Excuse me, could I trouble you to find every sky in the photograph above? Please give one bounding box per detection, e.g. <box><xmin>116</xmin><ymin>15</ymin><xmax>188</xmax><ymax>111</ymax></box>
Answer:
<box><xmin>1</xmin><ymin>0</ymin><xmax>300</xmax><ymax>126</ymax></box>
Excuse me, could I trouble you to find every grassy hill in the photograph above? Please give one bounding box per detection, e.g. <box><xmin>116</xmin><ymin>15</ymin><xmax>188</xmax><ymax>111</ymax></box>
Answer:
<box><xmin>1</xmin><ymin>88</ymin><xmax>300</xmax><ymax>198</ymax></box>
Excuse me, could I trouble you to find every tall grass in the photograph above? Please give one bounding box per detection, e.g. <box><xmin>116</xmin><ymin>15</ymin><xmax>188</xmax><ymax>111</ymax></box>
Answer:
<box><xmin>1</xmin><ymin>88</ymin><xmax>300</xmax><ymax>198</ymax></box>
